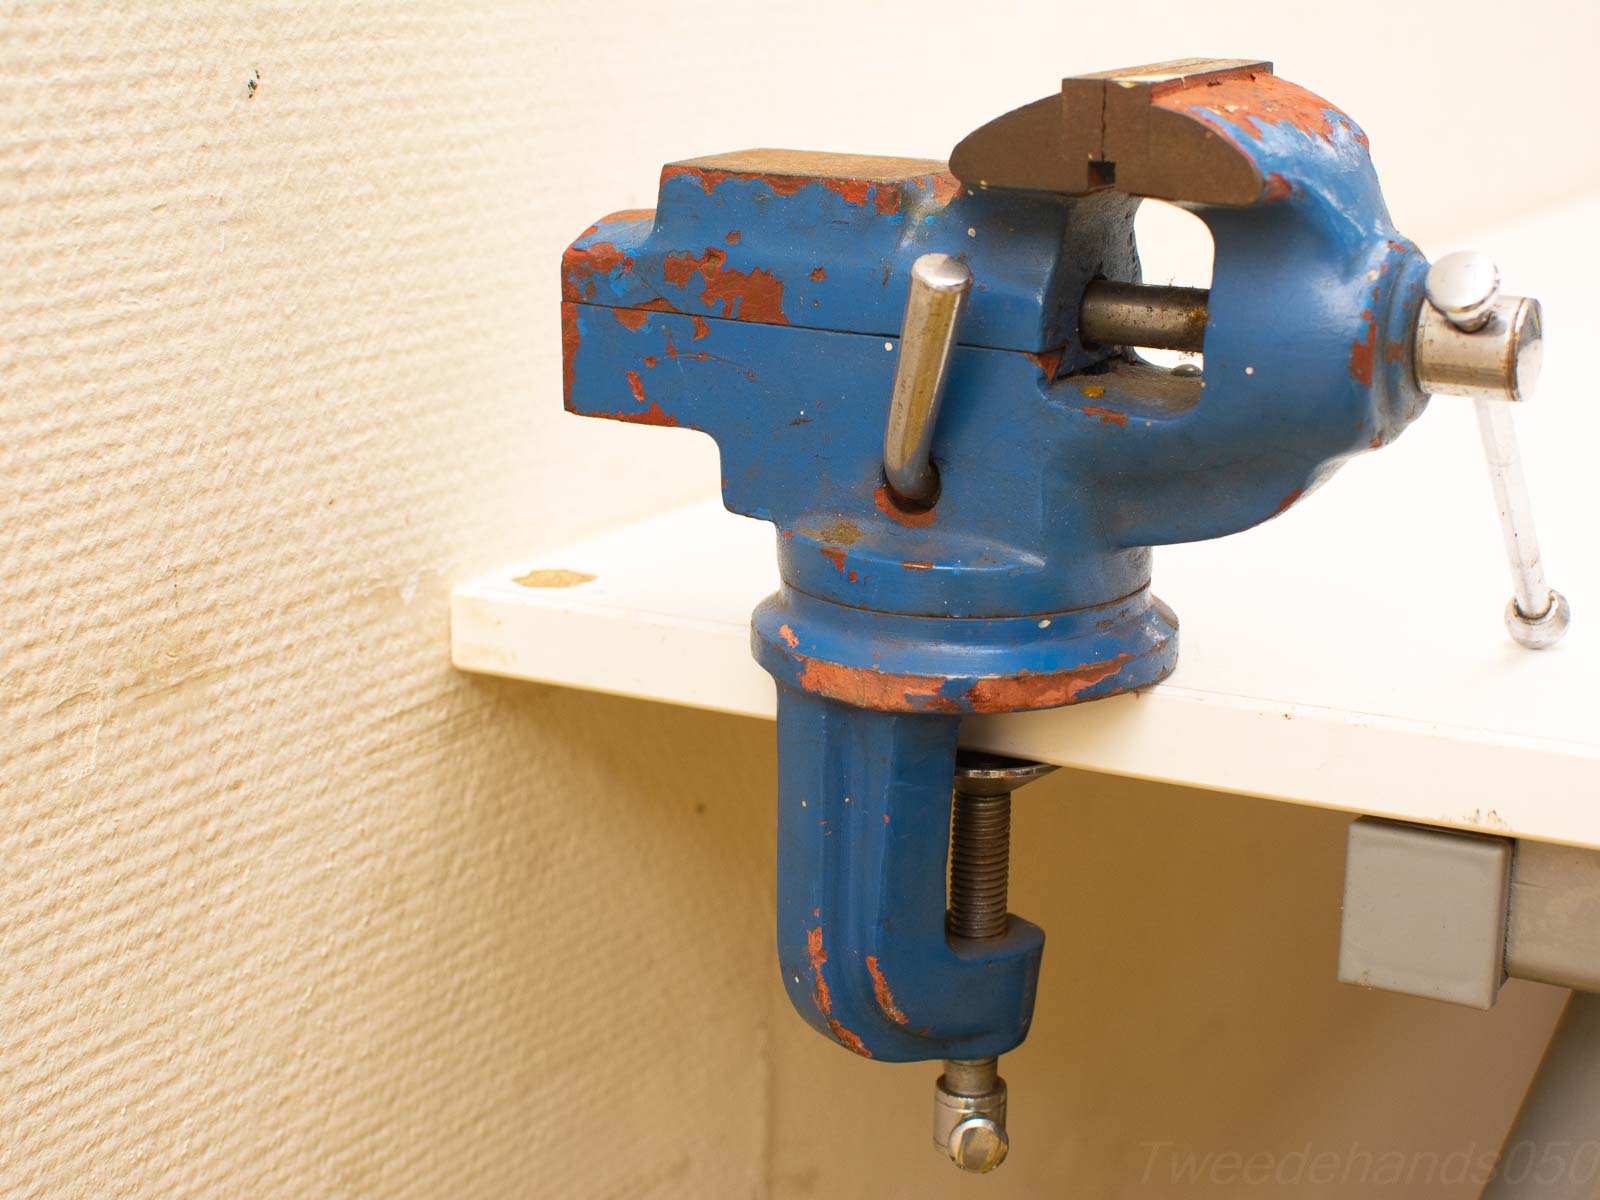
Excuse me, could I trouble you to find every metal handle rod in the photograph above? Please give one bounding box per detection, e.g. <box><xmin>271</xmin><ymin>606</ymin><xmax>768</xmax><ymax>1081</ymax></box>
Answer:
<box><xmin>1419</xmin><ymin>251</ymin><xmax>1566</xmax><ymax>648</ymax></box>
<box><xmin>1473</xmin><ymin>396</ymin><xmax>1571</xmax><ymax>649</ymax></box>
<box><xmin>1475</xmin><ymin>396</ymin><xmax>1550</xmax><ymax>621</ymax></box>
<box><xmin>884</xmin><ymin>254</ymin><xmax>971</xmax><ymax>507</ymax></box>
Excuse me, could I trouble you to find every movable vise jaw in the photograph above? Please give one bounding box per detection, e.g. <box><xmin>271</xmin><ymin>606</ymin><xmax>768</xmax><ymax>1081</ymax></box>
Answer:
<box><xmin>560</xmin><ymin>60</ymin><xmax>1547</xmax><ymax>1171</ymax></box>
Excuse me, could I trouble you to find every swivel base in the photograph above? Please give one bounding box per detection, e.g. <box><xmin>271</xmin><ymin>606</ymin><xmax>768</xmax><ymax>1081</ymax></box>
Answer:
<box><xmin>753</xmin><ymin>583</ymin><xmax>1178</xmax><ymax>715</ymax></box>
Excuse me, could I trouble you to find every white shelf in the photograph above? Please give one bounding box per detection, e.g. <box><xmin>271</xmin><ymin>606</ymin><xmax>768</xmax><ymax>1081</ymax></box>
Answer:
<box><xmin>454</xmin><ymin>195</ymin><xmax>1600</xmax><ymax>849</ymax></box>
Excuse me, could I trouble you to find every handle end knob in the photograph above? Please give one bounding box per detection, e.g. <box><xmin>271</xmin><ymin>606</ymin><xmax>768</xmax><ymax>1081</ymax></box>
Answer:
<box><xmin>1426</xmin><ymin>250</ymin><xmax>1501</xmax><ymax>332</ymax></box>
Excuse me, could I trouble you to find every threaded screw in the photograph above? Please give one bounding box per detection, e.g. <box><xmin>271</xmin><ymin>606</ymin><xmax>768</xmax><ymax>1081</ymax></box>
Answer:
<box><xmin>947</xmin><ymin>784</ymin><xmax>1012</xmax><ymax>940</ymax></box>
<box><xmin>932</xmin><ymin>750</ymin><xmax>1056</xmax><ymax>1173</ymax></box>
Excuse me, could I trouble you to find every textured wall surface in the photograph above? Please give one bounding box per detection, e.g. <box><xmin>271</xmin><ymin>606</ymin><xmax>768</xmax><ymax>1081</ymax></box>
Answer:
<box><xmin>2</xmin><ymin>2</ymin><xmax>1591</xmax><ymax>1197</ymax></box>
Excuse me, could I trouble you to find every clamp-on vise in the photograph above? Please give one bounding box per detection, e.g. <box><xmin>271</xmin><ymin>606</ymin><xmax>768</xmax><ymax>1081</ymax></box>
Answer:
<box><xmin>561</xmin><ymin>60</ymin><xmax>1550</xmax><ymax>1170</ymax></box>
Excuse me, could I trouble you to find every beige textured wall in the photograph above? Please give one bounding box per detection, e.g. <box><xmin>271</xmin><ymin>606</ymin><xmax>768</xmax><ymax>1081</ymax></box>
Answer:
<box><xmin>2</xmin><ymin>3</ymin><xmax>1591</xmax><ymax>1197</ymax></box>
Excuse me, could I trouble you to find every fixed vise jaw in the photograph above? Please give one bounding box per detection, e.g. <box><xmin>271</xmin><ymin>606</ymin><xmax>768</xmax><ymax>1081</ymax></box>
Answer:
<box><xmin>562</xmin><ymin>62</ymin><xmax>1431</xmax><ymax>1065</ymax></box>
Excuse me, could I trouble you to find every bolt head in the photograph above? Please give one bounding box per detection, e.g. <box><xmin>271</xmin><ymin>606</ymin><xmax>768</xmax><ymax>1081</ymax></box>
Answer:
<box><xmin>947</xmin><ymin>1118</ymin><xmax>1009</xmax><ymax>1173</ymax></box>
<box><xmin>1426</xmin><ymin>251</ymin><xmax>1500</xmax><ymax>331</ymax></box>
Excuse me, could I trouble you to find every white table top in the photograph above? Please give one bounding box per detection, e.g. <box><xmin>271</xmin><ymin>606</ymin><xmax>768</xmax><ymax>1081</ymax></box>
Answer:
<box><xmin>453</xmin><ymin>194</ymin><xmax>1600</xmax><ymax>848</ymax></box>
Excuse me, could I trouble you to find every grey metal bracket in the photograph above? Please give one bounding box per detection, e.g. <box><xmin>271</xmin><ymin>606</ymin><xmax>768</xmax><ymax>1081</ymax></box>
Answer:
<box><xmin>1339</xmin><ymin>819</ymin><xmax>1600</xmax><ymax>1198</ymax></box>
<box><xmin>1338</xmin><ymin>817</ymin><xmax>1600</xmax><ymax>1009</ymax></box>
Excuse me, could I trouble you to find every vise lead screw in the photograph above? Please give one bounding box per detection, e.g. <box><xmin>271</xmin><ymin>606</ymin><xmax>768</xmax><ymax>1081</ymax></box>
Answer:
<box><xmin>933</xmin><ymin>751</ymin><xmax>1056</xmax><ymax>1173</ymax></box>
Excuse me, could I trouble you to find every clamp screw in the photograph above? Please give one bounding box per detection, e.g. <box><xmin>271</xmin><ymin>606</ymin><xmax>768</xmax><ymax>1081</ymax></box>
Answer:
<box><xmin>931</xmin><ymin>752</ymin><xmax>1055</xmax><ymax>1173</ymax></box>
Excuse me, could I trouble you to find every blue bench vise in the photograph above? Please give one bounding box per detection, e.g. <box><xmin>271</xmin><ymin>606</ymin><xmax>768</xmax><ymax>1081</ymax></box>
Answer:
<box><xmin>560</xmin><ymin>59</ymin><xmax>1544</xmax><ymax>1171</ymax></box>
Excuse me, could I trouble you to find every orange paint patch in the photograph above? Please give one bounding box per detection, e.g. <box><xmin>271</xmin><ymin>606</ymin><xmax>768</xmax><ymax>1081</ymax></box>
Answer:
<box><xmin>664</xmin><ymin>165</ymin><xmax>810</xmax><ymax>198</ymax></box>
<box><xmin>806</xmin><ymin>926</ymin><xmax>831</xmax><ymax>1015</ymax></box>
<box><xmin>1370</xmin><ymin>435</ymin><xmax>1383</xmax><ymax>449</ymax></box>
<box><xmin>642</xmin><ymin>356</ymin><xmax>657</xmax><ymax>368</ymax></box>
<box><xmin>963</xmin><ymin>655</ymin><xmax>1133</xmax><ymax>712</ymax></box>
<box><xmin>1275</xmin><ymin>488</ymin><xmax>1304</xmax><ymax>515</ymax></box>
<box><xmin>601</xmin><ymin>404</ymin><xmax>675</xmax><ymax>428</ymax></box>
<box><xmin>819</xmin><ymin>547</ymin><xmax>848</xmax><ymax>573</ymax></box>
<box><xmin>661</xmin><ymin>165</ymin><xmax>902</xmax><ymax>215</ymax></box>
<box><xmin>691</xmin><ymin>316</ymin><xmax>710</xmax><ymax>340</ymax></box>
<box><xmin>796</xmin><ymin>659</ymin><xmax>959</xmax><ymax>713</ymax></box>
<box><xmin>597</xmin><ymin>400</ymin><xmax>679</xmax><ymax>428</ymax></box>
<box><xmin>778</xmin><ymin>623</ymin><xmax>799</xmax><ymax>648</ymax></box>
<box><xmin>865</xmin><ymin>956</ymin><xmax>908</xmax><ymax>1025</ymax></box>
<box><xmin>822</xmin><ymin>177</ymin><xmax>900</xmax><ymax>214</ymax></box>
<box><xmin>873</xmin><ymin>485</ymin><xmax>936</xmax><ymax>528</ymax></box>
<box><xmin>828</xmin><ymin>1019</ymin><xmax>873</xmax><ymax>1057</ymax></box>
<box><xmin>925</xmin><ymin>171</ymin><xmax>965</xmax><ymax>208</ymax></box>
<box><xmin>1349</xmin><ymin>310</ymin><xmax>1377</xmax><ymax>386</ymax></box>
<box><xmin>724</xmin><ymin>230</ymin><xmax>741</xmax><ymax>244</ymax></box>
<box><xmin>611</xmin><ymin>307</ymin><xmax>649</xmax><ymax>331</ymax></box>
<box><xmin>663</xmin><ymin>247</ymin><xmax>788</xmax><ymax>325</ymax></box>
<box><xmin>809</xmin><ymin>267</ymin><xmax>827</xmax><ymax>282</ymax></box>
<box><xmin>1023</xmin><ymin>349</ymin><xmax>1063</xmax><ymax>378</ymax></box>
<box><xmin>1166</xmin><ymin>72</ymin><xmax>1352</xmax><ymax>147</ymax></box>
<box><xmin>1082</xmin><ymin>405</ymin><xmax>1129</xmax><ymax>428</ymax></box>
<box><xmin>561</xmin><ymin>240</ymin><xmax>634</xmax><ymax>301</ymax></box>
<box><xmin>626</xmin><ymin>370</ymin><xmax>646</xmax><ymax>403</ymax></box>
<box><xmin>1263</xmin><ymin>172</ymin><xmax>1293</xmax><ymax>202</ymax></box>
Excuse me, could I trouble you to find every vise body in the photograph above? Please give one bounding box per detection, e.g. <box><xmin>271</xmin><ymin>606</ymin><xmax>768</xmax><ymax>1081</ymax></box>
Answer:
<box><xmin>560</xmin><ymin>59</ymin><xmax>1546</xmax><ymax>1170</ymax></box>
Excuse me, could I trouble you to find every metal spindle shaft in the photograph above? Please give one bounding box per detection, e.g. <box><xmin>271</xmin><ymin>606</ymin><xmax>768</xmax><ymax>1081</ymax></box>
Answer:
<box><xmin>941</xmin><ymin>1057</ymin><xmax>1001</xmax><ymax>1096</ymax></box>
<box><xmin>1079</xmin><ymin>280</ymin><xmax>1210</xmax><ymax>353</ymax></box>
<box><xmin>884</xmin><ymin>274</ymin><xmax>1204</xmax><ymax>514</ymax></box>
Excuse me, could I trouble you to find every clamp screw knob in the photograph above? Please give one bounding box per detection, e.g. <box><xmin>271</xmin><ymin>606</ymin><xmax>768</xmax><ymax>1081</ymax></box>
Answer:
<box><xmin>947</xmin><ymin>1117</ymin><xmax>1010</xmax><ymax>1173</ymax></box>
<box><xmin>934</xmin><ymin>1059</ymin><xmax>1010</xmax><ymax>1173</ymax></box>
<box><xmin>1425</xmin><ymin>251</ymin><xmax>1501</xmax><ymax>332</ymax></box>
